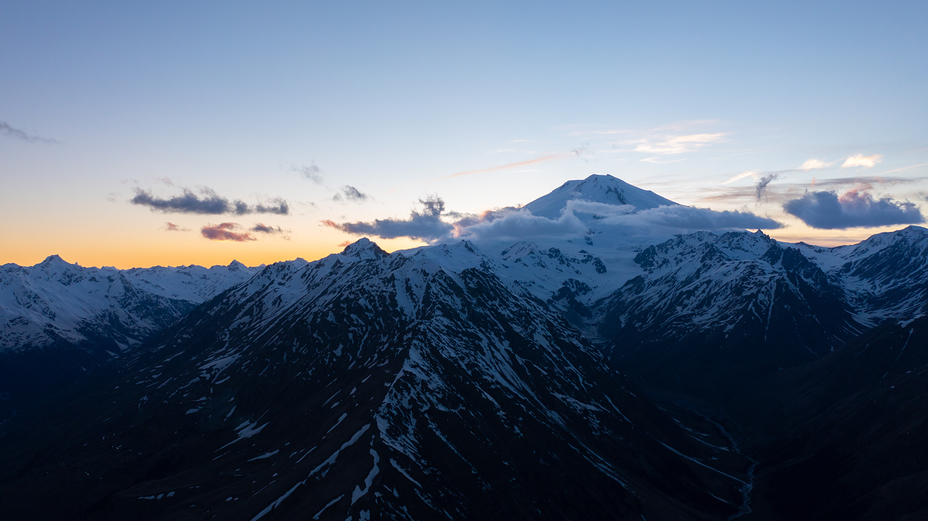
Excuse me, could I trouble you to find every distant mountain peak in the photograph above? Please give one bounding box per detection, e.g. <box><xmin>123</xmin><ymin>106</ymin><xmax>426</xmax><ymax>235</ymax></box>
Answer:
<box><xmin>341</xmin><ymin>237</ymin><xmax>388</xmax><ymax>259</ymax></box>
<box><xmin>40</xmin><ymin>254</ymin><xmax>68</xmax><ymax>265</ymax></box>
<box><xmin>523</xmin><ymin>174</ymin><xmax>678</xmax><ymax>219</ymax></box>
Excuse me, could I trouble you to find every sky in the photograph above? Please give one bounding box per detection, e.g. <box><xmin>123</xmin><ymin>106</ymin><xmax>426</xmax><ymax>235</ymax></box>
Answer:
<box><xmin>2</xmin><ymin>1</ymin><xmax>927</xmax><ymax>268</ymax></box>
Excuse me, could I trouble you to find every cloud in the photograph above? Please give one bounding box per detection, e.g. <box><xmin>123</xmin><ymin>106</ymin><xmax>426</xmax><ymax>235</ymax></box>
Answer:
<box><xmin>333</xmin><ymin>186</ymin><xmax>371</xmax><ymax>203</ymax></box>
<box><xmin>251</xmin><ymin>223</ymin><xmax>290</xmax><ymax>239</ymax></box>
<box><xmin>842</xmin><ymin>154</ymin><xmax>883</xmax><ymax>168</ymax></box>
<box><xmin>755</xmin><ymin>173</ymin><xmax>780</xmax><ymax>201</ymax></box>
<box><xmin>131</xmin><ymin>188</ymin><xmax>289</xmax><ymax>215</ymax></box>
<box><xmin>201</xmin><ymin>223</ymin><xmax>256</xmax><ymax>242</ymax></box>
<box><xmin>615</xmin><ymin>205</ymin><xmax>782</xmax><ymax>231</ymax></box>
<box><xmin>432</xmin><ymin>154</ymin><xmax>563</xmax><ymax>182</ymax></box>
<box><xmin>292</xmin><ymin>162</ymin><xmax>323</xmax><ymax>183</ymax></box>
<box><xmin>325</xmin><ymin>191</ymin><xmax>783</xmax><ymax>245</ymax></box>
<box><xmin>634</xmin><ymin>133</ymin><xmax>727</xmax><ymax>155</ymax></box>
<box><xmin>0</xmin><ymin>121</ymin><xmax>58</xmax><ymax>143</ymax></box>
<box><xmin>322</xmin><ymin>195</ymin><xmax>454</xmax><ymax>243</ymax></box>
<box><xmin>799</xmin><ymin>159</ymin><xmax>830</xmax><ymax>171</ymax></box>
<box><xmin>783</xmin><ymin>190</ymin><xmax>924</xmax><ymax>229</ymax></box>
<box><xmin>641</xmin><ymin>157</ymin><xmax>687</xmax><ymax>164</ymax></box>
<box><xmin>251</xmin><ymin>223</ymin><xmax>283</xmax><ymax>234</ymax></box>
<box><xmin>454</xmin><ymin>201</ymin><xmax>780</xmax><ymax>241</ymax></box>
<box><xmin>164</xmin><ymin>222</ymin><xmax>190</xmax><ymax>232</ymax></box>
<box><xmin>723</xmin><ymin>171</ymin><xmax>759</xmax><ymax>184</ymax></box>
<box><xmin>454</xmin><ymin>208</ymin><xmax>588</xmax><ymax>241</ymax></box>
<box><xmin>253</xmin><ymin>198</ymin><xmax>290</xmax><ymax>215</ymax></box>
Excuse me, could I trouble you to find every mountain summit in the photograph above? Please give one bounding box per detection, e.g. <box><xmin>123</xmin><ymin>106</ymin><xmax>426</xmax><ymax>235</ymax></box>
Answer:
<box><xmin>523</xmin><ymin>174</ymin><xmax>678</xmax><ymax>219</ymax></box>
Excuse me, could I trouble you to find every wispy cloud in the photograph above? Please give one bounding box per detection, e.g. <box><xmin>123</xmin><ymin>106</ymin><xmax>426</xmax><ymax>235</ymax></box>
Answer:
<box><xmin>131</xmin><ymin>188</ymin><xmax>289</xmax><ymax>215</ymax></box>
<box><xmin>571</xmin><ymin>119</ymin><xmax>724</xmax><ymax>137</ymax></box>
<box><xmin>164</xmin><ymin>222</ymin><xmax>190</xmax><ymax>232</ymax></box>
<box><xmin>431</xmin><ymin>154</ymin><xmax>563</xmax><ymax>182</ymax></box>
<box><xmin>201</xmin><ymin>223</ymin><xmax>256</xmax><ymax>242</ymax></box>
<box><xmin>641</xmin><ymin>157</ymin><xmax>687</xmax><ymax>164</ymax></box>
<box><xmin>798</xmin><ymin>159</ymin><xmax>831</xmax><ymax>171</ymax></box>
<box><xmin>0</xmin><ymin>121</ymin><xmax>58</xmax><ymax>144</ymax></box>
<box><xmin>755</xmin><ymin>173</ymin><xmax>780</xmax><ymax>201</ymax></box>
<box><xmin>633</xmin><ymin>133</ymin><xmax>728</xmax><ymax>155</ymax></box>
<box><xmin>783</xmin><ymin>189</ymin><xmax>924</xmax><ymax>229</ymax></box>
<box><xmin>874</xmin><ymin>162</ymin><xmax>928</xmax><ymax>176</ymax></box>
<box><xmin>333</xmin><ymin>185</ymin><xmax>370</xmax><ymax>203</ymax></box>
<box><xmin>292</xmin><ymin>162</ymin><xmax>323</xmax><ymax>183</ymax></box>
<box><xmin>723</xmin><ymin>171</ymin><xmax>759</xmax><ymax>184</ymax></box>
<box><xmin>251</xmin><ymin>223</ymin><xmax>289</xmax><ymax>239</ymax></box>
<box><xmin>842</xmin><ymin>154</ymin><xmax>883</xmax><ymax>168</ymax></box>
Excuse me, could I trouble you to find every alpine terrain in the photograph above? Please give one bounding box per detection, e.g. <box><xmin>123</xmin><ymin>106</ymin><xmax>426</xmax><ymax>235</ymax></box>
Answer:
<box><xmin>1</xmin><ymin>174</ymin><xmax>926</xmax><ymax>520</ymax></box>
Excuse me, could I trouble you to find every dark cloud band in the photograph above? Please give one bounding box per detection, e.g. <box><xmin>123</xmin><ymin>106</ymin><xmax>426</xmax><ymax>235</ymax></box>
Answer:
<box><xmin>783</xmin><ymin>190</ymin><xmax>925</xmax><ymax>229</ymax></box>
<box><xmin>322</xmin><ymin>196</ymin><xmax>453</xmax><ymax>243</ymax></box>
<box><xmin>132</xmin><ymin>188</ymin><xmax>289</xmax><ymax>215</ymax></box>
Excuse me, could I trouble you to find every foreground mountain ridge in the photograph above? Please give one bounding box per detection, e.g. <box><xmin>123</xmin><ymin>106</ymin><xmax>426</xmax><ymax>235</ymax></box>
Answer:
<box><xmin>0</xmin><ymin>236</ymin><xmax>754</xmax><ymax>520</ymax></box>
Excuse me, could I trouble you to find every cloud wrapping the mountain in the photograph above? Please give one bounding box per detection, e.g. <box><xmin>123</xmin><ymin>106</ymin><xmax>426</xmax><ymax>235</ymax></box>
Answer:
<box><xmin>783</xmin><ymin>190</ymin><xmax>925</xmax><ymax>229</ymax></box>
<box><xmin>456</xmin><ymin>202</ymin><xmax>780</xmax><ymax>240</ymax></box>
<box><xmin>325</xmin><ymin>190</ymin><xmax>782</xmax><ymax>244</ymax></box>
<box><xmin>612</xmin><ymin>205</ymin><xmax>782</xmax><ymax>231</ymax></box>
<box><xmin>201</xmin><ymin>223</ymin><xmax>256</xmax><ymax>242</ymax></box>
<box><xmin>132</xmin><ymin>189</ymin><xmax>289</xmax><ymax>215</ymax></box>
<box><xmin>456</xmin><ymin>209</ymin><xmax>587</xmax><ymax>241</ymax></box>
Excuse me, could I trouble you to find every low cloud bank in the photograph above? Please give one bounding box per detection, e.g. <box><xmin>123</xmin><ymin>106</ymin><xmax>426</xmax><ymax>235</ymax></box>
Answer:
<box><xmin>325</xmin><ymin>194</ymin><xmax>781</xmax><ymax>244</ymax></box>
<box><xmin>783</xmin><ymin>190</ymin><xmax>924</xmax><ymax>229</ymax></box>
<box><xmin>322</xmin><ymin>195</ymin><xmax>453</xmax><ymax>243</ymax></box>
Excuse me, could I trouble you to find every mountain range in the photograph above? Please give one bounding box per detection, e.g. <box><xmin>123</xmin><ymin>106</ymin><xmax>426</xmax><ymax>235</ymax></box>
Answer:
<box><xmin>1</xmin><ymin>174</ymin><xmax>925</xmax><ymax>520</ymax></box>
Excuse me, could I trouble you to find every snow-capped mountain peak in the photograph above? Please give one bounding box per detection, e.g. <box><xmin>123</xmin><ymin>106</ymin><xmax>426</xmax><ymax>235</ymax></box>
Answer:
<box><xmin>340</xmin><ymin>237</ymin><xmax>389</xmax><ymax>260</ymax></box>
<box><xmin>523</xmin><ymin>173</ymin><xmax>678</xmax><ymax>219</ymax></box>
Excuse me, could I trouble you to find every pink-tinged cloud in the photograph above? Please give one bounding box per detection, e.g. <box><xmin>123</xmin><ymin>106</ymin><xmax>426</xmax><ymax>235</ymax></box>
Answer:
<box><xmin>164</xmin><ymin>222</ymin><xmax>190</xmax><ymax>232</ymax></box>
<box><xmin>201</xmin><ymin>223</ymin><xmax>256</xmax><ymax>242</ymax></box>
<box><xmin>798</xmin><ymin>159</ymin><xmax>830</xmax><ymax>171</ymax></box>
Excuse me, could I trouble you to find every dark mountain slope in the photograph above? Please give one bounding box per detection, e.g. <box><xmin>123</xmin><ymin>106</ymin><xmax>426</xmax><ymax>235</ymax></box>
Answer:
<box><xmin>0</xmin><ymin>240</ymin><xmax>752</xmax><ymax>520</ymax></box>
<box><xmin>734</xmin><ymin>315</ymin><xmax>928</xmax><ymax>520</ymax></box>
<box><xmin>597</xmin><ymin>231</ymin><xmax>862</xmax><ymax>401</ymax></box>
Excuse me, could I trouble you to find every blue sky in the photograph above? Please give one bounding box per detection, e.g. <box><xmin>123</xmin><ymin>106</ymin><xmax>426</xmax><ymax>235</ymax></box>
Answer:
<box><xmin>2</xmin><ymin>1</ymin><xmax>926</xmax><ymax>267</ymax></box>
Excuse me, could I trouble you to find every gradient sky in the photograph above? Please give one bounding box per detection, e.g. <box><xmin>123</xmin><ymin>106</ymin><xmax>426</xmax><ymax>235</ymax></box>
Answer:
<box><xmin>2</xmin><ymin>1</ymin><xmax>927</xmax><ymax>268</ymax></box>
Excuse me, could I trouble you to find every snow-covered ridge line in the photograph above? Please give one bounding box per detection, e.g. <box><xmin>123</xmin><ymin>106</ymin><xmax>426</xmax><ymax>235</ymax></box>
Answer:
<box><xmin>0</xmin><ymin>255</ymin><xmax>261</xmax><ymax>353</ymax></box>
